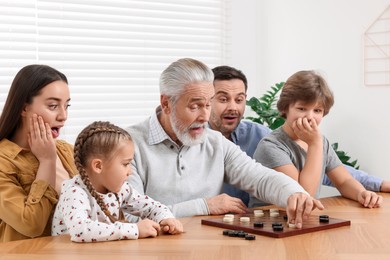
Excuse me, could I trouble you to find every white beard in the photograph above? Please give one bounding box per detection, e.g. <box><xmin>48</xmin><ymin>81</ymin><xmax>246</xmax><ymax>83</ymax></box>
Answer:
<box><xmin>170</xmin><ymin>110</ymin><xmax>206</xmax><ymax>146</ymax></box>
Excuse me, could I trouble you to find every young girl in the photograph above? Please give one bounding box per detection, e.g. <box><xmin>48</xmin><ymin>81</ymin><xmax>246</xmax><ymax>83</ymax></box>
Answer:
<box><xmin>253</xmin><ymin>70</ymin><xmax>383</xmax><ymax>208</ymax></box>
<box><xmin>0</xmin><ymin>64</ymin><xmax>77</xmax><ymax>242</ymax></box>
<box><xmin>52</xmin><ymin>121</ymin><xmax>183</xmax><ymax>242</ymax></box>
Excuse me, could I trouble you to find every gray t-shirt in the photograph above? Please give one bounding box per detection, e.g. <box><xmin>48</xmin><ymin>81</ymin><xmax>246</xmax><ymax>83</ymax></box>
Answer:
<box><xmin>253</xmin><ymin>127</ymin><xmax>342</xmax><ymax>199</ymax></box>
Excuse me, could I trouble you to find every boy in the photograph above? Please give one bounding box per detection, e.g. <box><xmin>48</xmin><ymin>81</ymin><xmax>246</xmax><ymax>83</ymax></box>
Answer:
<box><xmin>253</xmin><ymin>70</ymin><xmax>382</xmax><ymax>208</ymax></box>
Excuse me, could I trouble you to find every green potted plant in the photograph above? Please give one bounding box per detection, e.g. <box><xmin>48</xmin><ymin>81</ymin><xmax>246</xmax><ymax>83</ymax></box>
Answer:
<box><xmin>245</xmin><ymin>82</ymin><xmax>359</xmax><ymax>169</ymax></box>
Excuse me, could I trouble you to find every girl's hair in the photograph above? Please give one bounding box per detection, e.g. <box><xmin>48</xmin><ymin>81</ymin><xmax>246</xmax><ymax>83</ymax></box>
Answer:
<box><xmin>73</xmin><ymin>121</ymin><xmax>133</xmax><ymax>223</ymax></box>
<box><xmin>159</xmin><ymin>58</ymin><xmax>214</xmax><ymax>105</ymax></box>
<box><xmin>277</xmin><ymin>70</ymin><xmax>334</xmax><ymax>118</ymax></box>
<box><xmin>0</xmin><ymin>64</ymin><xmax>68</xmax><ymax>140</ymax></box>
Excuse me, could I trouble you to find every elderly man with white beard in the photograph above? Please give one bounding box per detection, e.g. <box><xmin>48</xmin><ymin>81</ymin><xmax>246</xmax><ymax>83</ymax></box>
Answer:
<box><xmin>126</xmin><ymin>58</ymin><xmax>324</xmax><ymax>229</ymax></box>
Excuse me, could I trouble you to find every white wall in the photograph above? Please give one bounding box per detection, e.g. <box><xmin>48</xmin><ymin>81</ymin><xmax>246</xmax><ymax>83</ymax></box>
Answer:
<box><xmin>232</xmin><ymin>0</ymin><xmax>390</xmax><ymax>196</ymax></box>
<box><xmin>230</xmin><ymin>0</ymin><xmax>261</xmax><ymax>101</ymax></box>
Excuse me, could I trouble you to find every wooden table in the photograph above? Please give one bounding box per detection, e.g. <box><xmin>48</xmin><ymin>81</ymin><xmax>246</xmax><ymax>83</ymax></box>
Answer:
<box><xmin>1</xmin><ymin>193</ymin><xmax>390</xmax><ymax>260</ymax></box>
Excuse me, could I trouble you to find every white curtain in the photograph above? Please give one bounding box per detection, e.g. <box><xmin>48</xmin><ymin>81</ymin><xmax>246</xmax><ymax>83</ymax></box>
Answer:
<box><xmin>0</xmin><ymin>0</ymin><xmax>231</xmax><ymax>143</ymax></box>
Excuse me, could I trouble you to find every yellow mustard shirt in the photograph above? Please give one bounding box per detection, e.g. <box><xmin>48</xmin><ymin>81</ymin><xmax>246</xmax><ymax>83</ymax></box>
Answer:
<box><xmin>0</xmin><ymin>138</ymin><xmax>77</xmax><ymax>242</ymax></box>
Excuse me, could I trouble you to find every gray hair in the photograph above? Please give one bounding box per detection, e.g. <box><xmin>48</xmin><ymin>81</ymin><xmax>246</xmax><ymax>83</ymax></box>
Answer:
<box><xmin>159</xmin><ymin>58</ymin><xmax>214</xmax><ymax>104</ymax></box>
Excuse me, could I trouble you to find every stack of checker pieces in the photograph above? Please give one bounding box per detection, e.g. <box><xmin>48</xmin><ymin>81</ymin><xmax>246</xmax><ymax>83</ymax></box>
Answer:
<box><xmin>201</xmin><ymin>208</ymin><xmax>351</xmax><ymax>238</ymax></box>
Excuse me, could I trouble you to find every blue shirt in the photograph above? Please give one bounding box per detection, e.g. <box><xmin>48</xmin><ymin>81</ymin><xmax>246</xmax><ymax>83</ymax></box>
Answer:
<box><xmin>221</xmin><ymin>121</ymin><xmax>271</xmax><ymax>206</ymax></box>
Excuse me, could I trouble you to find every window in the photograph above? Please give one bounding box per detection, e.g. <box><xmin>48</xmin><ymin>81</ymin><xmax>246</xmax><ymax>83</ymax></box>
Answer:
<box><xmin>0</xmin><ymin>0</ymin><xmax>231</xmax><ymax>143</ymax></box>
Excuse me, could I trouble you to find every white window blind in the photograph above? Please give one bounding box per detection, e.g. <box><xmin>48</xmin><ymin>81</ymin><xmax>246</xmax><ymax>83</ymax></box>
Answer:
<box><xmin>0</xmin><ymin>0</ymin><xmax>231</xmax><ymax>144</ymax></box>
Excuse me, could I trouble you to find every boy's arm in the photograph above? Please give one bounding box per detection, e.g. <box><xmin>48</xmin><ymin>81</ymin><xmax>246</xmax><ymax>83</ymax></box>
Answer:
<box><xmin>323</xmin><ymin>164</ymin><xmax>385</xmax><ymax>192</ymax></box>
<box><xmin>288</xmin><ymin>119</ymin><xmax>323</xmax><ymax>196</ymax></box>
<box><xmin>327</xmin><ymin>165</ymin><xmax>367</xmax><ymax>200</ymax></box>
<box><xmin>344</xmin><ymin>165</ymin><xmax>383</xmax><ymax>191</ymax></box>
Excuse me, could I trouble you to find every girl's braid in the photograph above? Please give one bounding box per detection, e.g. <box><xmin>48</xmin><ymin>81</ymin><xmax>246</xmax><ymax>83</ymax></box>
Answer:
<box><xmin>73</xmin><ymin>121</ymin><xmax>130</xmax><ymax>223</ymax></box>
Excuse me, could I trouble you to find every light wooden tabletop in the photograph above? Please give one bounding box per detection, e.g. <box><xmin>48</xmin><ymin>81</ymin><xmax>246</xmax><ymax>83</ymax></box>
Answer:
<box><xmin>1</xmin><ymin>193</ymin><xmax>390</xmax><ymax>260</ymax></box>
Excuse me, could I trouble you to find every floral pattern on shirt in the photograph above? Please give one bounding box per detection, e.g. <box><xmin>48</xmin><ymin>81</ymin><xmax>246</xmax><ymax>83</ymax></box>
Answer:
<box><xmin>52</xmin><ymin>175</ymin><xmax>174</xmax><ymax>242</ymax></box>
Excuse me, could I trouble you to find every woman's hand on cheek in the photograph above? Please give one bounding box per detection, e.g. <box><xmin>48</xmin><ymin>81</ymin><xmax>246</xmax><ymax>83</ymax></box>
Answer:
<box><xmin>28</xmin><ymin>114</ymin><xmax>56</xmax><ymax>162</ymax></box>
